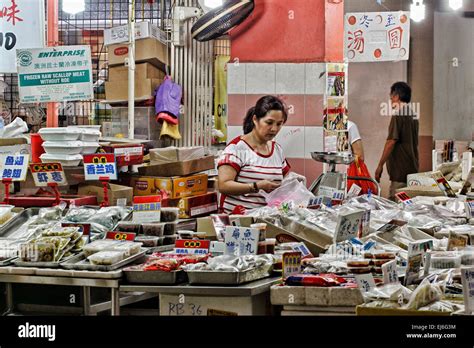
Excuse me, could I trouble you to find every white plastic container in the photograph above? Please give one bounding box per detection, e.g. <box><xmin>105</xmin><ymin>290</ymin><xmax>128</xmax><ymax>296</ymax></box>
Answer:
<box><xmin>73</xmin><ymin>127</ymin><xmax>101</xmax><ymax>142</ymax></box>
<box><xmin>42</xmin><ymin>141</ymin><xmax>83</xmax><ymax>155</ymax></box>
<box><xmin>38</xmin><ymin>127</ymin><xmax>82</xmax><ymax>141</ymax></box>
<box><xmin>40</xmin><ymin>153</ymin><xmax>83</xmax><ymax>167</ymax></box>
<box><xmin>81</xmin><ymin>142</ymin><xmax>100</xmax><ymax>154</ymax></box>
<box><xmin>0</xmin><ymin>205</ymin><xmax>14</xmax><ymax>225</ymax></box>
<box><xmin>88</xmin><ymin>250</ymin><xmax>125</xmax><ymax>265</ymax></box>
<box><xmin>83</xmin><ymin>240</ymin><xmax>120</xmax><ymax>257</ymax></box>
<box><xmin>431</xmin><ymin>251</ymin><xmax>461</xmax><ymax>269</ymax></box>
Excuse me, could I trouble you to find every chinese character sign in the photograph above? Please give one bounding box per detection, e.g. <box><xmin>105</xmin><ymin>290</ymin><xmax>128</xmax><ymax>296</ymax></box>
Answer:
<box><xmin>132</xmin><ymin>195</ymin><xmax>161</xmax><ymax>223</ymax></box>
<box><xmin>282</xmin><ymin>252</ymin><xmax>302</xmax><ymax>279</ymax></box>
<box><xmin>461</xmin><ymin>268</ymin><xmax>474</xmax><ymax>314</ymax></box>
<box><xmin>16</xmin><ymin>45</ymin><xmax>93</xmax><ymax>103</ymax></box>
<box><xmin>334</xmin><ymin>210</ymin><xmax>365</xmax><ymax>243</ymax></box>
<box><xmin>224</xmin><ymin>226</ymin><xmax>259</xmax><ymax>256</ymax></box>
<box><xmin>0</xmin><ymin>0</ymin><xmax>45</xmax><ymax>73</ymax></box>
<box><xmin>29</xmin><ymin>162</ymin><xmax>67</xmax><ymax>187</ymax></box>
<box><xmin>344</xmin><ymin>12</ymin><xmax>410</xmax><ymax>62</ymax></box>
<box><xmin>382</xmin><ymin>259</ymin><xmax>399</xmax><ymax>285</ymax></box>
<box><xmin>83</xmin><ymin>154</ymin><xmax>117</xmax><ymax>181</ymax></box>
<box><xmin>0</xmin><ymin>154</ymin><xmax>28</xmax><ymax>181</ymax></box>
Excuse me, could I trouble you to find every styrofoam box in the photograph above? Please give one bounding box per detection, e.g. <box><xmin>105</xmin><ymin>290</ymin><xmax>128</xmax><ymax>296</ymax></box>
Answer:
<box><xmin>42</xmin><ymin>141</ymin><xmax>83</xmax><ymax>155</ymax></box>
<box><xmin>81</xmin><ymin>142</ymin><xmax>100</xmax><ymax>154</ymax></box>
<box><xmin>40</xmin><ymin>153</ymin><xmax>83</xmax><ymax>167</ymax></box>
<box><xmin>77</xmin><ymin>129</ymin><xmax>101</xmax><ymax>142</ymax></box>
<box><xmin>38</xmin><ymin>127</ymin><xmax>82</xmax><ymax>141</ymax></box>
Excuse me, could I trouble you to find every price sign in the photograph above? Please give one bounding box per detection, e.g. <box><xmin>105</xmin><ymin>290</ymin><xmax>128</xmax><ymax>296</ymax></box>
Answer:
<box><xmin>83</xmin><ymin>154</ymin><xmax>117</xmax><ymax>180</ymax></box>
<box><xmin>395</xmin><ymin>191</ymin><xmax>413</xmax><ymax>205</ymax></box>
<box><xmin>29</xmin><ymin>162</ymin><xmax>67</xmax><ymax>187</ymax></box>
<box><xmin>290</xmin><ymin>242</ymin><xmax>313</xmax><ymax>259</ymax></box>
<box><xmin>174</xmin><ymin>239</ymin><xmax>210</xmax><ymax>255</ymax></box>
<box><xmin>0</xmin><ymin>154</ymin><xmax>29</xmax><ymax>181</ymax></box>
<box><xmin>106</xmin><ymin>231</ymin><xmax>136</xmax><ymax>241</ymax></box>
<box><xmin>382</xmin><ymin>259</ymin><xmax>399</xmax><ymax>285</ymax></box>
<box><xmin>377</xmin><ymin>219</ymin><xmax>407</xmax><ymax>233</ymax></box>
<box><xmin>282</xmin><ymin>252</ymin><xmax>302</xmax><ymax>279</ymax></box>
<box><xmin>334</xmin><ymin>209</ymin><xmax>365</xmax><ymax>243</ymax></box>
<box><xmin>355</xmin><ymin>273</ymin><xmax>376</xmax><ymax>293</ymax></box>
<box><xmin>347</xmin><ymin>184</ymin><xmax>362</xmax><ymax>199</ymax></box>
<box><xmin>405</xmin><ymin>240</ymin><xmax>431</xmax><ymax>286</ymax></box>
<box><xmin>461</xmin><ymin>267</ymin><xmax>474</xmax><ymax>314</ymax></box>
<box><xmin>447</xmin><ymin>231</ymin><xmax>468</xmax><ymax>251</ymax></box>
<box><xmin>132</xmin><ymin>195</ymin><xmax>161</xmax><ymax>223</ymax></box>
<box><xmin>467</xmin><ymin>201</ymin><xmax>474</xmax><ymax>219</ymax></box>
<box><xmin>224</xmin><ymin>226</ymin><xmax>259</xmax><ymax>256</ymax></box>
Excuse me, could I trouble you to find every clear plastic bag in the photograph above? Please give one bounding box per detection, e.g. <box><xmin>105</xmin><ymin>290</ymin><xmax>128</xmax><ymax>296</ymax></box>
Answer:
<box><xmin>259</xmin><ymin>178</ymin><xmax>314</xmax><ymax>207</ymax></box>
<box><xmin>404</xmin><ymin>277</ymin><xmax>443</xmax><ymax>310</ymax></box>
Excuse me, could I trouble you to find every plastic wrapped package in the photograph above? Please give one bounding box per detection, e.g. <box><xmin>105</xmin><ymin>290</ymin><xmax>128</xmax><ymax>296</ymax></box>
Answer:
<box><xmin>115</xmin><ymin>222</ymin><xmax>141</xmax><ymax>233</ymax></box>
<box><xmin>19</xmin><ymin>242</ymin><xmax>56</xmax><ymax>262</ymax></box>
<box><xmin>363</xmin><ymin>300</ymin><xmax>401</xmax><ymax>309</ymax></box>
<box><xmin>259</xmin><ymin>178</ymin><xmax>314</xmax><ymax>207</ymax></box>
<box><xmin>182</xmin><ymin>254</ymin><xmax>274</xmax><ymax>273</ymax></box>
<box><xmin>164</xmin><ymin>222</ymin><xmax>177</xmax><ymax>236</ymax></box>
<box><xmin>0</xmin><ymin>205</ymin><xmax>14</xmax><ymax>225</ymax></box>
<box><xmin>111</xmin><ymin>242</ymin><xmax>142</xmax><ymax>257</ymax></box>
<box><xmin>418</xmin><ymin>300</ymin><xmax>461</xmax><ymax>313</ymax></box>
<box><xmin>83</xmin><ymin>240</ymin><xmax>120</xmax><ymax>257</ymax></box>
<box><xmin>160</xmin><ymin>208</ymin><xmax>179</xmax><ymax>222</ymax></box>
<box><xmin>135</xmin><ymin>235</ymin><xmax>159</xmax><ymax>247</ymax></box>
<box><xmin>430</xmin><ymin>251</ymin><xmax>461</xmax><ymax>269</ymax></box>
<box><xmin>87</xmin><ymin>251</ymin><xmax>126</xmax><ymax>265</ymax></box>
<box><xmin>142</xmin><ymin>223</ymin><xmax>165</xmax><ymax>237</ymax></box>
<box><xmin>405</xmin><ymin>278</ymin><xmax>443</xmax><ymax>310</ymax></box>
<box><xmin>301</xmin><ymin>259</ymin><xmax>348</xmax><ymax>274</ymax></box>
<box><xmin>364</xmin><ymin>283</ymin><xmax>412</xmax><ymax>302</ymax></box>
<box><xmin>285</xmin><ymin>274</ymin><xmax>348</xmax><ymax>287</ymax></box>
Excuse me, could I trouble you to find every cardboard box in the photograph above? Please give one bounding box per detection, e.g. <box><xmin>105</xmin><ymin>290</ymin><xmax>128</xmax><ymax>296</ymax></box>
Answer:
<box><xmin>196</xmin><ymin>215</ymin><xmax>255</xmax><ymax>240</ymax></box>
<box><xmin>104</xmin><ymin>21</ymin><xmax>168</xmax><ymax>46</ymax></box>
<box><xmin>149</xmin><ymin>146</ymin><xmax>206</xmax><ymax>164</ymax></box>
<box><xmin>105</xmin><ymin>78</ymin><xmax>162</xmax><ymax>102</ymax></box>
<box><xmin>108</xmin><ymin>63</ymin><xmax>165</xmax><ymax>82</ymax></box>
<box><xmin>138</xmin><ymin>156</ymin><xmax>215</xmax><ymax>177</ymax></box>
<box><xmin>131</xmin><ymin>173</ymin><xmax>208</xmax><ymax>199</ymax></box>
<box><xmin>102</xmin><ymin>143</ymin><xmax>144</xmax><ymax>167</ymax></box>
<box><xmin>258</xmin><ymin>216</ymin><xmax>333</xmax><ymax>256</ymax></box>
<box><xmin>78</xmin><ymin>182</ymin><xmax>133</xmax><ymax>206</ymax></box>
<box><xmin>164</xmin><ymin>192</ymin><xmax>218</xmax><ymax>219</ymax></box>
<box><xmin>108</xmin><ymin>38</ymin><xmax>168</xmax><ymax>71</ymax></box>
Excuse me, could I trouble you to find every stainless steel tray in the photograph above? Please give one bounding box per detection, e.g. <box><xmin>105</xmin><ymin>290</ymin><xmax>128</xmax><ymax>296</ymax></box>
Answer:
<box><xmin>0</xmin><ymin>257</ymin><xmax>16</xmax><ymax>267</ymax></box>
<box><xmin>14</xmin><ymin>254</ymin><xmax>77</xmax><ymax>268</ymax></box>
<box><xmin>186</xmin><ymin>266</ymin><xmax>273</xmax><ymax>285</ymax></box>
<box><xmin>124</xmin><ymin>269</ymin><xmax>187</xmax><ymax>284</ymax></box>
<box><xmin>311</xmin><ymin>151</ymin><xmax>354</xmax><ymax>165</ymax></box>
<box><xmin>146</xmin><ymin>245</ymin><xmax>174</xmax><ymax>254</ymax></box>
<box><xmin>61</xmin><ymin>249</ymin><xmax>147</xmax><ymax>272</ymax></box>
<box><xmin>0</xmin><ymin>208</ymin><xmax>41</xmax><ymax>238</ymax></box>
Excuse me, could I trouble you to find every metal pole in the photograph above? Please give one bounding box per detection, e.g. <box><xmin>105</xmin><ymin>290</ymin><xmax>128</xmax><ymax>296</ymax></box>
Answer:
<box><xmin>47</xmin><ymin>0</ymin><xmax>59</xmax><ymax>127</ymax></box>
<box><xmin>128</xmin><ymin>0</ymin><xmax>136</xmax><ymax>139</ymax></box>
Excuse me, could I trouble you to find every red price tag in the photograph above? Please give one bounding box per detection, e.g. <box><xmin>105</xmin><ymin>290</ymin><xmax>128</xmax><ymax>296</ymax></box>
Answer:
<box><xmin>175</xmin><ymin>239</ymin><xmax>210</xmax><ymax>250</ymax></box>
<box><xmin>106</xmin><ymin>231</ymin><xmax>136</xmax><ymax>241</ymax></box>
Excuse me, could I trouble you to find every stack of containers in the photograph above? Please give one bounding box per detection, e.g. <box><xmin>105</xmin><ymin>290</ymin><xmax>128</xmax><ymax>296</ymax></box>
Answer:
<box><xmin>38</xmin><ymin>126</ymin><xmax>101</xmax><ymax>167</ymax></box>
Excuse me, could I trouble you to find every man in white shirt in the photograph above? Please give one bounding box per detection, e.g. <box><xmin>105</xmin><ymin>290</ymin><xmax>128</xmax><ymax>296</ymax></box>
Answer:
<box><xmin>348</xmin><ymin>120</ymin><xmax>364</xmax><ymax>160</ymax></box>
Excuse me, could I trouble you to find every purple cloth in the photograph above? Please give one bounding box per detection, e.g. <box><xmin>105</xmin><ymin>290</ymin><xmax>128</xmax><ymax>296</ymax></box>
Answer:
<box><xmin>154</xmin><ymin>76</ymin><xmax>182</xmax><ymax>119</ymax></box>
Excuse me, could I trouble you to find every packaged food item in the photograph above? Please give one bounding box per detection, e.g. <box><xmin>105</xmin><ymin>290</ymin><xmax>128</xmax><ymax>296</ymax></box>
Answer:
<box><xmin>461</xmin><ymin>248</ymin><xmax>474</xmax><ymax>265</ymax></box>
<box><xmin>405</xmin><ymin>278</ymin><xmax>443</xmax><ymax>310</ymax></box>
<box><xmin>347</xmin><ymin>259</ymin><xmax>370</xmax><ymax>267</ymax></box>
<box><xmin>163</xmin><ymin>234</ymin><xmax>178</xmax><ymax>245</ymax></box>
<box><xmin>370</xmin><ymin>259</ymin><xmax>392</xmax><ymax>267</ymax></box>
<box><xmin>177</xmin><ymin>230</ymin><xmax>207</xmax><ymax>239</ymax></box>
<box><xmin>265</xmin><ymin>238</ymin><xmax>276</xmax><ymax>254</ymax></box>
<box><xmin>430</xmin><ymin>251</ymin><xmax>461</xmax><ymax>269</ymax></box>
<box><xmin>257</xmin><ymin>241</ymin><xmax>267</xmax><ymax>255</ymax></box>
<box><xmin>285</xmin><ymin>274</ymin><xmax>347</xmax><ymax>287</ymax></box>
<box><xmin>0</xmin><ymin>205</ymin><xmax>14</xmax><ymax>225</ymax></box>
<box><xmin>142</xmin><ymin>223</ymin><xmax>165</xmax><ymax>237</ymax></box>
<box><xmin>348</xmin><ymin>267</ymin><xmax>372</xmax><ymax>274</ymax></box>
<box><xmin>111</xmin><ymin>242</ymin><xmax>142</xmax><ymax>256</ymax></box>
<box><xmin>115</xmin><ymin>222</ymin><xmax>142</xmax><ymax>233</ymax></box>
<box><xmin>250</xmin><ymin>223</ymin><xmax>267</xmax><ymax>242</ymax></box>
<box><xmin>83</xmin><ymin>239</ymin><xmax>120</xmax><ymax>257</ymax></box>
<box><xmin>160</xmin><ymin>207</ymin><xmax>179</xmax><ymax>222</ymax></box>
<box><xmin>164</xmin><ymin>222</ymin><xmax>177</xmax><ymax>236</ymax></box>
<box><xmin>19</xmin><ymin>242</ymin><xmax>56</xmax><ymax>262</ymax></box>
<box><xmin>135</xmin><ymin>236</ymin><xmax>159</xmax><ymax>247</ymax></box>
<box><xmin>87</xmin><ymin>251</ymin><xmax>126</xmax><ymax>265</ymax></box>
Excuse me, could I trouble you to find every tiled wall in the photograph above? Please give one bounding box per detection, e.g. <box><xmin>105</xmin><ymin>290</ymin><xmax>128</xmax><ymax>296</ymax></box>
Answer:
<box><xmin>227</xmin><ymin>62</ymin><xmax>327</xmax><ymax>186</ymax></box>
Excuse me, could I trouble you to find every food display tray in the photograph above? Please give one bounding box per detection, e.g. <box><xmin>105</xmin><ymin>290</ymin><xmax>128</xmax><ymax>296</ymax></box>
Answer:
<box><xmin>124</xmin><ymin>269</ymin><xmax>187</xmax><ymax>285</ymax></box>
<box><xmin>0</xmin><ymin>208</ymin><xmax>41</xmax><ymax>238</ymax></box>
<box><xmin>14</xmin><ymin>254</ymin><xmax>77</xmax><ymax>269</ymax></box>
<box><xmin>186</xmin><ymin>266</ymin><xmax>272</xmax><ymax>285</ymax></box>
<box><xmin>61</xmin><ymin>250</ymin><xmax>147</xmax><ymax>272</ymax></box>
<box><xmin>0</xmin><ymin>257</ymin><xmax>17</xmax><ymax>267</ymax></box>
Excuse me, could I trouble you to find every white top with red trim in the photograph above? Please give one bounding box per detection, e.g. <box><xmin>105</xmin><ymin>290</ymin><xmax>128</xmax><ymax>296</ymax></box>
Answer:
<box><xmin>218</xmin><ymin>136</ymin><xmax>291</xmax><ymax>214</ymax></box>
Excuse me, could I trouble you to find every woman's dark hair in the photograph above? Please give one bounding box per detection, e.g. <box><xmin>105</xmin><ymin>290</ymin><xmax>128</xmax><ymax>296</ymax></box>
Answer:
<box><xmin>243</xmin><ymin>95</ymin><xmax>288</xmax><ymax>134</ymax></box>
<box><xmin>390</xmin><ymin>82</ymin><xmax>411</xmax><ymax>103</ymax></box>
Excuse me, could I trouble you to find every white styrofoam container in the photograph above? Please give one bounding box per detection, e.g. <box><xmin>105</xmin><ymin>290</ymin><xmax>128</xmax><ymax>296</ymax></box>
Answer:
<box><xmin>38</xmin><ymin>127</ymin><xmax>82</xmax><ymax>141</ymax></box>
<box><xmin>43</xmin><ymin>141</ymin><xmax>83</xmax><ymax>155</ymax></box>
<box><xmin>82</xmin><ymin>142</ymin><xmax>100</xmax><ymax>154</ymax></box>
<box><xmin>70</xmin><ymin>127</ymin><xmax>102</xmax><ymax>142</ymax></box>
<box><xmin>40</xmin><ymin>153</ymin><xmax>83</xmax><ymax>167</ymax></box>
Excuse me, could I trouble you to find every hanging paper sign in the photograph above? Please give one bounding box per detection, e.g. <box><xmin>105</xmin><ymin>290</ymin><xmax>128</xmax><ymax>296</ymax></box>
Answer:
<box><xmin>224</xmin><ymin>226</ymin><xmax>259</xmax><ymax>256</ymax></box>
<box><xmin>29</xmin><ymin>162</ymin><xmax>67</xmax><ymax>187</ymax></box>
<box><xmin>344</xmin><ymin>11</ymin><xmax>410</xmax><ymax>62</ymax></box>
<box><xmin>282</xmin><ymin>252</ymin><xmax>302</xmax><ymax>280</ymax></box>
<box><xmin>0</xmin><ymin>0</ymin><xmax>45</xmax><ymax>73</ymax></box>
<box><xmin>0</xmin><ymin>154</ymin><xmax>29</xmax><ymax>181</ymax></box>
<box><xmin>83</xmin><ymin>154</ymin><xmax>117</xmax><ymax>181</ymax></box>
<box><xmin>17</xmin><ymin>45</ymin><xmax>93</xmax><ymax>103</ymax></box>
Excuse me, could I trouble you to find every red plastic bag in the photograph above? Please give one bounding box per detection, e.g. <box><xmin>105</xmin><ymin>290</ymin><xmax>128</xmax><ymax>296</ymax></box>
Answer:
<box><xmin>347</xmin><ymin>158</ymin><xmax>378</xmax><ymax>195</ymax></box>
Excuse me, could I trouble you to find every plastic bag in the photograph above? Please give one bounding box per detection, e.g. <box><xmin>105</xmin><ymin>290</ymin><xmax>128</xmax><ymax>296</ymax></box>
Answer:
<box><xmin>259</xmin><ymin>178</ymin><xmax>314</xmax><ymax>208</ymax></box>
<box><xmin>405</xmin><ymin>277</ymin><xmax>443</xmax><ymax>310</ymax></box>
<box><xmin>347</xmin><ymin>158</ymin><xmax>378</xmax><ymax>195</ymax></box>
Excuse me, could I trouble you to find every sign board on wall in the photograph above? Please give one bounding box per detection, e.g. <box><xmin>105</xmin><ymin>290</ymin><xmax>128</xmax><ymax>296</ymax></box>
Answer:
<box><xmin>344</xmin><ymin>11</ymin><xmax>410</xmax><ymax>62</ymax></box>
<box><xmin>17</xmin><ymin>45</ymin><xmax>93</xmax><ymax>103</ymax></box>
<box><xmin>0</xmin><ymin>0</ymin><xmax>45</xmax><ymax>73</ymax></box>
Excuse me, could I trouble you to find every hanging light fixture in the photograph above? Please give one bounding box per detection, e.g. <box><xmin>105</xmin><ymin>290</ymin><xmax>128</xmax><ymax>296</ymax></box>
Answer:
<box><xmin>62</xmin><ymin>0</ymin><xmax>85</xmax><ymax>15</ymax></box>
<box><xmin>410</xmin><ymin>0</ymin><xmax>425</xmax><ymax>22</ymax></box>
<box><xmin>449</xmin><ymin>0</ymin><xmax>463</xmax><ymax>10</ymax></box>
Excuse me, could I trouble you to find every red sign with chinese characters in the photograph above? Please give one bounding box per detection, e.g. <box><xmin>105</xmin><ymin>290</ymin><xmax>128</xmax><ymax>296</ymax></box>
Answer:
<box><xmin>175</xmin><ymin>239</ymin><xmax>210</xmax><ymax>250</ymax></box>
<box><xmin>106</xmin><ymin>231</ymin><xmax>136</xmax><ymax>241</ymax></box>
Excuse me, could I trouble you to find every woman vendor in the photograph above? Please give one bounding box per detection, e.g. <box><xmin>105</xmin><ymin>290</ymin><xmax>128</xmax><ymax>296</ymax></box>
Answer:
<box><xmin>218</xmin><ymin>95</ymin><xmax>294</xmax><ymax>214</ymax></box>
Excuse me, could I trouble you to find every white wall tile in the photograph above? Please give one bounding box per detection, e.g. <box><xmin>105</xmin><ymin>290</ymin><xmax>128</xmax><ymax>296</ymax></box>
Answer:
<box><xmin>246</xmin><ymin>63</ymin><xmax>276</xmax><ymax>94</ymax></box>
<box><xmin>227</xmin><ymin>63</ymin><xmax>246</xmax><ymax>94</ymax></box>
<box><xmin>304</xmin><ymin>126</ymin><xmax>324</xmax><ymax>158</ymax></box>
<box><xmin>275</xmin><ymin>126</ymin><xmax>305</xmax><ymax>158</ymax></box>
<box><xmin>305</xmin><ymin>63</ymin><xmax>326</xmax><ymax>95</ymax></box>
<box><xmin>275</xmin><ymin>64</ymin><xmax>305</xmax><ymax>94</ymax></box>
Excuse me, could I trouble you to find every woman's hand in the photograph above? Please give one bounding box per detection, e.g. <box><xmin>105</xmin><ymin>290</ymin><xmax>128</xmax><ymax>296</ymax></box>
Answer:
<box><xmin>257</xmin><ymin>180</ymin><xmax>281</xmax><ymax>193</ymax></box>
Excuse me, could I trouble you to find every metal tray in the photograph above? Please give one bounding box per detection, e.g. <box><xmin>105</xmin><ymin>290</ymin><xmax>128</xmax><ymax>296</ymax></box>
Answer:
<box><xmin>0</xmin><ymin>257</ymin><xmax>16</xmax><ymax>267</ymax></box>
<box><xmin>14</xmin><ymin>254</ymin><xmax>77</xmax><ymax>268</ymax></box>
<box><xmin>61</xmin><ymin>249</ymin><xmax>147</xmax><ymax>272</ymax></box>
<box><xmin>146</xmin><ymin>245</ymin><xmax>174</xmax><ymax>254</ymax></box>
<box><xmin>124</xmin><ymin>269</ymin><xmax>187</xmax><ymax>284</ymax></box>
<box><xmin>186</xmin><ymin>266</ymin><xmax>273</xmax><ymax>285</ymax></box>
<box><xmin>0</xmin><ymin>208</ymin><xmax>41</xmax><ymax>238</ymax></box>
